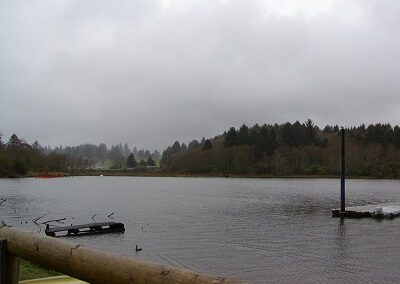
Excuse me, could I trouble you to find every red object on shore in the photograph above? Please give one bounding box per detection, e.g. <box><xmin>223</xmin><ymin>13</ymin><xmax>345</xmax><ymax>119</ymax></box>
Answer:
<box><xmin>36</xmin><ymin>173</ymin><xmax>64</xmax><ymax>179</ymax></box>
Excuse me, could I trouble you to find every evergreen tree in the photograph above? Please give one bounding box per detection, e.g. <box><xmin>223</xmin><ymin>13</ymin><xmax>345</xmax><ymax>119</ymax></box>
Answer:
<box><xmin>181</xmin><ymin>143</ymin><xmax>188</xmax><ymax>152</ymax></box>
<box><xmin>109</xmin><ymin>145</ymin><xmax>123</xmax><ymax>168</ymax></box>
<box><xmin>144</xmin><ymin>150</ymin><xmax>151</xmax><ymax>159</ymax></box>
<box><xmin>151</xmin><ymin>150</ymin><xmax>161</xmax><ymax>160</ymax></box>
<box><xmin>237</xmin><ymin>124</ymin><xmax>250</xmax><ymax>145</ymax></box>
<box><xmin>188</xmin><ymin>139</ymin><xmax>200</xmax><ymax>149</ymax></box>
<box><xmin>137</xmin><ymin>149</ymin><xmax>145</xmax><ymax>160</ymax></box>
<box><xmin>118</xmin><ymin>143</ymin><xmax>124</xmax><ymax>154</ymax></box>
<box><xmin>224</xmin><ymin>127</ymin><xmax>238</xmax><ymax>147</ymax></box>
<box><xmin>365</xmin><ymin>123</ymin><xmax>393</xmax><ymax>145</ymax></box>
<box><xmin>171</xmin><ymin>141</ymin><xmax>181</xmax><ymax>153</ymax></box>
<box><xmin>0</xmin><ymin>132</ymin><xmax>4</xmax><ymax>149</ymax></box>
<box><xmin>123</xmin><ymin>144</ymin><xmax>131</xmax><ymax>157</ymax></box>
<box><xmin>202</xmin><ymin>139</ymin><xmax>213</xmax><ymax>151</ymax></box>
<box><xmin>323</xmin><ymin>125</ymin><xmax>333</xmax><ymax>133</ymax></box>
<box><xmin>160</xmin><ymin>141</ymin><xmax>181</xmax><ymax>166</ymax></box>
<box><xmin>146</xmin><ymin>156</ymin><xmax>156</xmax><ymax>166</ymax></box>
<box><xmin>254</xmin><ymin>125</ymin><xmax>276</xmax><ymax>157</ymax></box>
<box><xmin>280</xmin><ymin>122</ymin><xmax>294</xmax><ymax>146</ymax></box>
<box><xmin>7</xmin><ymin>134</ymin><xmax>22</xmax><ymax>152</ymax></box>
<box><xmin>97</xmin><ymin>143</ymin><xmax>108</xmax><ymax>161</ymax></box>
<box><xmin>304</xmin><ymin>119</ymin><xmax>320</xmax><ymax>145</ymax></box>
<box><xmin>160</xmin><ymin>147</ymin><xmax>171</xmax><ymax>166</ymax></box>
<box><xmin>32</xmin><ymin>140</ymin><xmax>41</xmax><ymax>151</ymax></box>
<box><xmin>127</xmin><ymin>153</ymin><xmax>138</xmax><ymax>168</ymax></box>
<box><xmin>292</xmin><ymin>121</ymin><xmax>305</xmax><ymax>146</ymax></box>
<box><xmin>249</xmin><ymin>124</ymin><xmax>260</xmax><ymax>144</ymax></box>
<box><xmin>394</xmin><ymin>126</ymin><xmax>400</xmax><ymax>148</ymax></box>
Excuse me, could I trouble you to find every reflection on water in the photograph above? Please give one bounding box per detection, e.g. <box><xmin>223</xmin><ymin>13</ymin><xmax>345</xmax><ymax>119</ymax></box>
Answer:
<box><xmin>335</xmin><ymin>218</ymin><xmax>348</xmax><ymax>260</ymax></box>
<box><xmin>1</xmin><ymin>177</ymin><xmax>400</xmax><ymax>283</ymax></box>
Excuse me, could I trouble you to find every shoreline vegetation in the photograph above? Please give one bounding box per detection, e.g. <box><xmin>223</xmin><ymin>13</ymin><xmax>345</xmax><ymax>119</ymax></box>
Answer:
<box><xmin>3</xmin><ymin>169</ymin><xmax>393</xmax><ymax>180</ymax></box>
<box><xmin>2</xmin><ymin>120</ymin><xmax>400</xmax><ymax>179</ymax></box>
<box><xmin>20</xmin><ymin>259</ymin><xmax>62</xmax><ymax>281</ymax></box>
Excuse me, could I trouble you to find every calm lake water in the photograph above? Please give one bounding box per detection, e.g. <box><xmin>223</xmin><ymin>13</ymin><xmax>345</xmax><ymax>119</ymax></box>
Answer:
<box><xmin>1</xmin><ymin>177</ymin><xmax>400</xmax><ymax>283</ymax></box>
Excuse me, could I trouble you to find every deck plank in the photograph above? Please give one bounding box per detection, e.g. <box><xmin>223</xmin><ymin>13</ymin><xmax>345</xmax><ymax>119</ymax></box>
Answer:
<box><xmin>332</xmin><ymin>202</ymin><xmax>400</xmax><ymax>218</ymax></box>
<box><xmin>45</xmin><ymin>222</ymin><xmax>122</xmax><ymax>233</ymax></box>
<box><xmin>45</xmin><ymin>222</ymin><xmax>125</xmax><ymax>237</ymax></box>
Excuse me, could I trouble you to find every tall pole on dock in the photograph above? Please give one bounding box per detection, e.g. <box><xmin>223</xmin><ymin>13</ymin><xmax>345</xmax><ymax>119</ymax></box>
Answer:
<box><xmin>340</xmin><ymin>126</ymin><xmax>346</xmax><ymax>212</ymax></box>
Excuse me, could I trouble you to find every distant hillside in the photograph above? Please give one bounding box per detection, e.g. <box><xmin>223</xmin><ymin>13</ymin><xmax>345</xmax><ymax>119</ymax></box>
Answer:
<box><xmin>160</xmin><ymin>120</ymin><xmax>400</xmax><ymax>178</ymax></box>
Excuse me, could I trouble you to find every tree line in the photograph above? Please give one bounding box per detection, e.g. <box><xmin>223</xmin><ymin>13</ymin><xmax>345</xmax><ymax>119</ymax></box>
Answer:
<box><xmin>160</xmin><ymin>120</ymin><xmax>400</xmax><ymax>178</ymax></box>
<box><xmin>0</xmin><ymin>132</ymin><xmax>160</xmax><ymax>177</ymax></box>
<box><xmin>3</xmin><ymin>120</ymin><xmax>400</xmax><ymax>178</ymax></box>
<box><xmin>50</xmin><ymin>143</ymin><xmax>160</xmax><ymax>169</ymax></box>
<box><xmin>0</xmin><ymin>133</ymin><xmax>61</xmax><ymax>176</ymax></box>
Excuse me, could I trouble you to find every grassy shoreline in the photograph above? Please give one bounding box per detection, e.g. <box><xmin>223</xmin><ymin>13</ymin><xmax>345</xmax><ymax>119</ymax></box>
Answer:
<box><xmin>20</xmin><ymin>259</ymin><xmax>62</xmax><ymax>281</ymax></box>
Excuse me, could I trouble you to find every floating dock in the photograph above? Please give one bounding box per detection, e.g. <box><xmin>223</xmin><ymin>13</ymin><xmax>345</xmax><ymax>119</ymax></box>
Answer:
<box><xmin>45</xmin><ymin>222</ymin><xmax>125</xmax><ymax>237</ymax></box>
<box><xmin>332</xmin><ymin>203</ymin><xmax>400</xmax><ymax>219</ymax></box>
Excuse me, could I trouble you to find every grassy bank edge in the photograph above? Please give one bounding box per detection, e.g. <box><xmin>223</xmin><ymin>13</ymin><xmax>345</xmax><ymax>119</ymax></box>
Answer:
<box><xmin>20</xmin><ymin>258</ymin><xmax>62</xmax><ymax>281</ymax></box>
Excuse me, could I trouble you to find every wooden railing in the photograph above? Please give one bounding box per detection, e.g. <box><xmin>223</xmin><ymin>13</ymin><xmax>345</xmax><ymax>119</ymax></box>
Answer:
<box><xmin>0</xmin><ymin>226</ymin><xmax>240</xmax><ymax>284</ymax></box>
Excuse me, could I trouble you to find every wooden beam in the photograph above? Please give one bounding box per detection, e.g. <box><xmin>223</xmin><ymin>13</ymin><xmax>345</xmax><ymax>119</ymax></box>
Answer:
<box><xmin>6</xmin><ymin>252</ymin><xmax>19</xmax><ymax>284</ymax></box>
<box><xmin>0</xmin><ymin>227</ymin><xmax>241</xmax><ymax>284</ymax></box>
<box><xmin>0</xmin><ymin>239</ymin><xmax>19</xmax><ymax>284</ymax></box>
<box><xmin>0</xmin><ymin>239</ymin><xmax>6</xmax><ymax>284</ymax></box>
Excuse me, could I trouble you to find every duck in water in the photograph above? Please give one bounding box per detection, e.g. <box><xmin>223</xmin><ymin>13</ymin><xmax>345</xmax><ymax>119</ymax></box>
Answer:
<box><xmin>135</xmin><ymin>245</ymin><xmax>142</xmax><ymax>252</ymax></box>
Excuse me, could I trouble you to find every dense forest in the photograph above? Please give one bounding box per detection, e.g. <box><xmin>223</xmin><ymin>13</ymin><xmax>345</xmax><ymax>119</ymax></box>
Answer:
<box><xmin>2</xmin><ymin>120</ymin><xmax>400</xmax><ymax>178</ymax></box>
<box><xmin>0</xmin><ymin>132</ymin><xmax>159</xmax><ymax>177</ymax></box>
<box><xmin>161</xmin><ymin>120</ymin><xmax>400</xmax><ymax>178</ymax></box>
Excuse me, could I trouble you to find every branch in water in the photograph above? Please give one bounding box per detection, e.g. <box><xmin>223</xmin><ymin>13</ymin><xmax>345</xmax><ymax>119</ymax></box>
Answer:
<box><xmin>42</xmin><ymin>218</ymin><xmax>66</xmax><ymax>225</ymax></box>
<box><xmin>32</xmin><ymin>212</ymin><xmax>50</xmax><ymax>224</ymax></box>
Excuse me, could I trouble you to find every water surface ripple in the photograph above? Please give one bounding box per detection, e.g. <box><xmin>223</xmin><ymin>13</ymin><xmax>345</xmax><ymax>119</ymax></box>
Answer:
<box><xmin>1</xmin><ymin>177</ymin><xmax>400</xmax><ymax>283</ymax></box>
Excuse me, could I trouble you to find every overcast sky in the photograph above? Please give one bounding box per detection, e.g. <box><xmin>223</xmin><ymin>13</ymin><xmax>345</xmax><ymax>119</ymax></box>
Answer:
<box><xmin>1</xmin><ymin>0</ymin><xmax>400</xmax><ymax>150</ymax></box>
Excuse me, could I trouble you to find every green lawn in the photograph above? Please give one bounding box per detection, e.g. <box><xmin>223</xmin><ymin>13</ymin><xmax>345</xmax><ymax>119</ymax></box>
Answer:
<box><xmin>19</xmin><ymin>259</ymin><xmax>62</xmax><ymax>281</ymax></box>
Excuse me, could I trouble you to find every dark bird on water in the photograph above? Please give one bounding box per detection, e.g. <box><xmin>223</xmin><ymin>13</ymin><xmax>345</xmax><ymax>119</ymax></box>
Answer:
<box><xmin>135</xmin><ymin>245</ymin><xmax>142</xmax><ymax>252</ymax></box>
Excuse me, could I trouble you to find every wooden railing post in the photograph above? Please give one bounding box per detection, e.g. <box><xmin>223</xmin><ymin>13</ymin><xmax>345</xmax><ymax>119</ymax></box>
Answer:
<box><xmin>0</xmin><ymin>239</ymin><xmax>5</xmax><ymax>284</ymax></box>
<box><xmin>0</xmin><ymin>239</ymin><xmax>20</xmax><ymax>284</ymax></box>
<box><xmin>6</xmin><ymin>253</ymin><xmax>19</xmax><ymax>284</ymax></box>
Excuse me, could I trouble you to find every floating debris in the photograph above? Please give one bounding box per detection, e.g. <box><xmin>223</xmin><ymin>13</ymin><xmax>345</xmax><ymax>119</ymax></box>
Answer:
<box><xmin>45</xmin><ymin>221</ymin><xmax>125</xmax><ymax>237</ymax></box>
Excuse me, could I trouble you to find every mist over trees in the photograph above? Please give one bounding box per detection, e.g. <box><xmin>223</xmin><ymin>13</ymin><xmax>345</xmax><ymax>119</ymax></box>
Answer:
<box><xmin>160</xmin><ymin>120</ymin><xmax>400</xmax><ymax>178</ymax></box>
<box><xmin>0</xmin><ymin>131</ymin><xmax>161</xmax><ymax>176</ymax></box>
<box><xmin>50</xmin><ymin>143</ymin><xmax>160</xmax><ymax>170</ymax></box>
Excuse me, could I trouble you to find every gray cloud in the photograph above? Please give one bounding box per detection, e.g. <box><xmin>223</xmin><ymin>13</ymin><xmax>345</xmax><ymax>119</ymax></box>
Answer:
<box><xmin>1</xmin><ymin>0</ymin><xmax>400</xmax><ymax>150</ymax></box>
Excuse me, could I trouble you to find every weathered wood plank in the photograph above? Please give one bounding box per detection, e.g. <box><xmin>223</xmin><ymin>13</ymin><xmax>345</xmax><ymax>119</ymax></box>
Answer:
<box><xmin>45</xmin><ymin>222</ymin><xmax>123</xmax><ymax>233</ymax></box>
<box><xmin>6</xmin><ymin>252</ymin><xmax>19</xmax><ymax>284</ymax></box>
<box><xmin>0</xmin><ymin>239</ymin><xmax>6</xmax><ymax>284</ymax></box>
<box><xmin>0</xmin><ymin>239</ymin><xmax>19</xmax><ymax>284</ymax></box>
<box><xmin>45</xmin><ymin>222</ymin><xmax>125</xmax><ymax>237</ymax></box>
